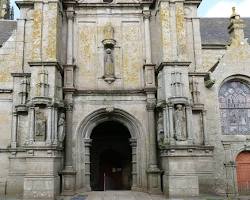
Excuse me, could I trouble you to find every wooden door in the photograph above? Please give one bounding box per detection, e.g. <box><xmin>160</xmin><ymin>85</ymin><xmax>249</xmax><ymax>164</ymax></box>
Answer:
<box><xmin>99</xmin><ymin>150</ymin><xmax>123</xmax><ymax>190</ymax></box>
<box><xmin>236</xmin><ymin>151</ymin><xmax>250</xmax><ymax>194</ymax></box>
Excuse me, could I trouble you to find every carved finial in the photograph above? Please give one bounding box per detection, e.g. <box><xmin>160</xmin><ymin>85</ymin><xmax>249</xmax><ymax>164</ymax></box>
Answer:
<box><xmin>231</xmin><ymin>7</ymin><xmax>236</xmax><ymax>18</ymax></box>
<box><xmin>228</xmin><ymin>6</ymin><xmax>245</xmax><ymax>45</ymax></box>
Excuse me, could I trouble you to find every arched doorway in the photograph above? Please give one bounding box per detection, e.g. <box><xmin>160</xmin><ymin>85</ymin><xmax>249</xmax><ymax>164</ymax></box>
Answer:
<box><xmin>90</xmin><ymin>121</ymin><xmax>132</xmax><ymax>191</ymax></box>
<box><xmin>236</xmin><ymin>151</ymin><xmax>250</xmax><ymax>194</ymax></box>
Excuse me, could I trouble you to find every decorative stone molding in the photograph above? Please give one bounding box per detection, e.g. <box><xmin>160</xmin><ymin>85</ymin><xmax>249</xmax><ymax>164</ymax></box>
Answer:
<box><xmin>146</xmin><ymin>99</ymin><xmax>156</xmax><ymax>111</ymax></box>
<box><xmin>28</xmin><ymin>61</ymin><xmax>63</xmax><ymax>75</ymax></box>
<box><xmin>65</xmin><ymin>103</ymin><xmax>73</xmax><ymax>112</ymax></box>
<box><xmin>142</xmin><ymin>9</ymin><xmax>151</xmax><ymax>20</ymax></box>
<box><xmin>156</xmin><ymin>61</ymin><xmax>191</xmax><ymax>74</ymax></box>
<box><xmin>66</xmin><ymin>9</ymin><xmax>75</xmax><ymax>20</ymax></box>
<box><xmin>105</xmin><ymin>106</ymin><xmax>114</xmax><ymax>113</ymax></box>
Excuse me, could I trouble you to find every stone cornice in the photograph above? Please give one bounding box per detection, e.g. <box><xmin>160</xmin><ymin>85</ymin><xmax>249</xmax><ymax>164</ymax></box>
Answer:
<box><xmin>157</xmin><ymin>0</ymin><xmax>201</xmax><ymax>6</ymax></box>
<box><xmin>0</xmin><ymin>89</ymin><xmax>13</xmax><ymax>93</ymax></box>
<box><xmin>63</xmin><ymin>87</ymin><xmax>77</xmax><ymax>93</ymax></box>
<box><xmin>15</xmin><ymin>1</ymin><xmax>34</xmax><ymax>9</ymax></box>
<box><xmin>156</xmin><ymin>61</ymin><xmax>191</xmax><ymax>73</ymax></box>
<box><xmin>202</xmin><ymin>44</ymin><xmax>226</xmax><ymax>49</ymax></box>
<box><xmin>71</xmin><ymin>1</ymin><xmax>154</xmax><ymax>7</ymax></box>
<box><xmin>188</xmin><ymin>72</ymin><xmax>209</xmax><ymax>77</ymax></box>
<box><xmin>75</xmin><ymin>89</ymin><xmax>146</xmax><ymax>96</ymax></box>
<box><xmin>184</xmin><ymin>0</ymin><xmax>202</xmax><ymax>6</ymax></box>
<box><xmin>28</xmin><ymin>61</ymin><xmax>63</xmax><ymax>74</ymax></box>
<box><xmin>11</xmin><ymin>73</ymin><xmax>31</xmax><ymax>77</ymax></box>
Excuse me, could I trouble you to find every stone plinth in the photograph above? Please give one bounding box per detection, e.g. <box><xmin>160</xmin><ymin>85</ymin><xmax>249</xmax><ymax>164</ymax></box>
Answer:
<box><xmin>147</xmin><ymin>167</ymin><xmax>162</xmax><ymax>194</ymax></box>
<box><xmin>61</xmin><ymin>166</ymin><xmax>76</xmax><ymax>196</ymax></box>
<box><xmin>23</xmin><ymin>150</ymin><xmax>62</xmax><ymax>200</ymax></box>
<box><xmin>160</xmin><ymin>146</ymin><xmax>210</xmax><ymax>198</ymax></box>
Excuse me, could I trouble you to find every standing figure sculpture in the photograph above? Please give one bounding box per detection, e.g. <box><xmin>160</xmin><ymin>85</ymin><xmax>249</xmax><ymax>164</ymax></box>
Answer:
<box><xmin>35</xmin><ymin>109</ymin><xmax>47</xmax><ymax>141</ymax></box>
<box><xmin>58</xmin><ymin>113</ymin><xmax>65</xmax><ymax>143</ymax></box>
<box><xmin>104</xmin><ymin>48</ymin><xmax>114</xmax><ymax>78</ymax></box>
<box><xmin>174</xmin><ymin>104</ymin><xmax>187</xmax><ymax>141</ymax></box>
<box><xmin>157</xmin><ymin>112</ymin><xmax>164</xmax><ymax>144</ymax></box>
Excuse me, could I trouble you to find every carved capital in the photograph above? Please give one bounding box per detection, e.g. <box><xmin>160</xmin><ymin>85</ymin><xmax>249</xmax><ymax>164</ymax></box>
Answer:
<box><xmin>65</xmin><ymin>103</ymin><xmax>73</xmax><ymax>111</ymax></box>
<box><xmin>146</xmin><ymin>99</ymin><xmax>156</xmax><ymax>111</ymax></box>
<box><xmin>143</xmin><ymin>10</ymin><xmax>151</xmax><ymax>20</ymax></box>
<box><xmin>66</xmin><ymin>10</ymin><xmax>75</xmax><ymax>20</ymax></box>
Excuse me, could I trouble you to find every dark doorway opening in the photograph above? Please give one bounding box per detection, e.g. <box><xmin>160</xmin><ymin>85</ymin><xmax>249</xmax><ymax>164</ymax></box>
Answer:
<box><xmin>90</xmin><ymin>121</ymin><xmax>132</xmax><ymax>191</ymax></box>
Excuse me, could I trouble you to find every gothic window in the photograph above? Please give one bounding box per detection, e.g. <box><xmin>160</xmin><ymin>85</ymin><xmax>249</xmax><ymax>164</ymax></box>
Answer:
<box><xmin>219</xmin><ymin>80</ymin><xmax>250</xmax><ymax>135</ymax></box>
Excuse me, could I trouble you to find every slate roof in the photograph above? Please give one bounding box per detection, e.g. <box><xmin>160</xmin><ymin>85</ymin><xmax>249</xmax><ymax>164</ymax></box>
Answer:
<box><xmin>0</xmin><ymin>20</ymin><xmax>17</xmax><ymax>47</ymax></box>
<box><xmin>200</xmin><ymin>18</ymin><xmax>250</xmax><ymax>45</ymax></box>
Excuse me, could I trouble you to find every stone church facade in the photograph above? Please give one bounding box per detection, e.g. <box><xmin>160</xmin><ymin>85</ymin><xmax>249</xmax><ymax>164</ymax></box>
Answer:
<box><xmin>0</xmin><ymin>0</ymin><xmax>250</xmax><ymax>199</ymax></box>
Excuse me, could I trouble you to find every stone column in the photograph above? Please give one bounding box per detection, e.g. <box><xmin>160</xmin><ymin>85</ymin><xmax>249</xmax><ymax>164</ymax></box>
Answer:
<box><xmin>67</xmin><ymin>9</ymin><xmax>74</xmax><ymax>65</ymax></box>
<box><xmin>11</xmin><ymin>112</ymin><xmax>18</xmax><ymax>148</ymax></box>
<box><xmin>168</xmin><ymin>105</ymin><xmax>175</xmax><ymax>144</ymax></box>
<box><xmin>130</xmin><ymin>139</ymin><xmax>137</xmax><ymax>190</ymax></box>
<box><xmin>146</xmin><ymin>92</ymin><xmax>162</xmax><ymax>194</ymax></box>
<box><xmin>143</xmin><ymin>6</ymin><xmax>152</xmax><ymax>64</ymax></box>
<box><xmin>65</xmin><ymin>103</ymin><xmax>73</xmax><ymax>167</ymax></box>
<box><xmin>61</xmin><ymin>99</ymin><xmax>76</xmax><ymax>195</ymax></box>
<box><xmin>53</xmin><ymin>107</ymin><xmax>58</xmax><ymax>145</ymax></box>
<box><xmin>163</xmin><ymin>107</ymin><xmax>169</xmax><ymax>143</ymax></box>
<box><xmin>61</xmin><ymin>8</ymin><xmax>76</xmax><ymax>195</ymax></box>
<box><xmin>186</xmin><ymin>105</ymin><xmax>193</xmax><ymax>144</ymax></box>
<box><xmin>28</xmin><ymin>106</ymin><xmax>35</xmax><ymax>145</ymax></box>
<box><xmin>201</xmin><ymin>110</ymin><xmax>208</xmax><ymax>145</ymax></box>
<box><xmin>84</xmin><ymin>139</ymin><xmax>92</xmax><ymax>191</ymax></box>
<box><xmin>46</xmin><ymin>106</ymin><xmax>52</xmax><ymax>145</ymax></box>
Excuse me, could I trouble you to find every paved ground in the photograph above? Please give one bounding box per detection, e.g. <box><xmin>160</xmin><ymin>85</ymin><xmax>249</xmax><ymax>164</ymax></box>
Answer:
<box><xmin>2</xmin><ymin>191</ymin><xmax>250</xmax><ymax>200</ymax></box>
<box><xmin>67</xmin><ymin>191</ymin><xmax>228</xmax><ymax>200</ymax></box>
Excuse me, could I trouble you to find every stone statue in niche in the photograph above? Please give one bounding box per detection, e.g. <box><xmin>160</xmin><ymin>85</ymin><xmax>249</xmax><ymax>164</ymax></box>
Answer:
<box><xmin>102</xmin><ymin>22</ymin><xmax>116</xmax><ymax>84</ymax></box>
<box><xmin>104</xmin><ymin>48</ymin><xmax>115</xmax><ymax>78</ymax></box>
<box><xmin>157</xmin><ymin>112</ymin><xmax>164</xmax><ymax>145</ymax></box>
<box><xmin>174</xmin><ymin>104</ymin><xmax>187</xmax><ymax>141</ymax></box>
<box><xmin>35</xmin><ymin>109</ymin><xmax>47</xmax><ymax>141</ymax></box>
<box><xmin>58</xmin><ymin>113</ymin><xmax>65</xmax><ymax>143</ymax></box>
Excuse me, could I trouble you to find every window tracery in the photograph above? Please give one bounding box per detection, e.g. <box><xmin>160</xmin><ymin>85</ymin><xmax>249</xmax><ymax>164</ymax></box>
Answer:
<box><xmin>219</xmin><ymin>80</ymin><xmax>250</xmax><ymax>135</ymax></box>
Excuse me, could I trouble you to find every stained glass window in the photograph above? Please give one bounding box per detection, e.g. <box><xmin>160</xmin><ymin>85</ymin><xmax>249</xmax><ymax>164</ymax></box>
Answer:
<box><xmin>219</xmin><ymin>81</ymin><xmax>250</xmax><ymax>135</ymax></box>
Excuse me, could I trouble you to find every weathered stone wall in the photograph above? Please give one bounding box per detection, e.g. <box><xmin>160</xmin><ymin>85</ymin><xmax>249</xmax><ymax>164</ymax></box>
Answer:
<box><xmin>200</xmin><ymin>48</ymin><xmax>226</xmax><ymax>72</ymax></box>
<box><xmin>0</xmin><ymin>0</ymin><xmax>250</xmax><ymax>199</ymax></box>
<box><xmin>74</xmin><ymin>7</ymin><xmax>144</xmax><ymax>90</ymax></box>
<box><xmin>202</xmin><ymin>34</ymin><xmax>250</xmax><ymax>195</ymax></box>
